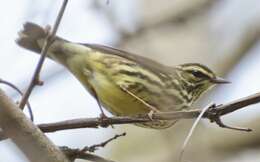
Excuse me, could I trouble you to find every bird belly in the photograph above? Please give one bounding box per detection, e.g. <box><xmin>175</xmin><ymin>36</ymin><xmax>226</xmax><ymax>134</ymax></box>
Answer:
<box><xmin>89</xmin><ymin>72</ymin><xmax>149</xmax><ymax>116</ymax></box>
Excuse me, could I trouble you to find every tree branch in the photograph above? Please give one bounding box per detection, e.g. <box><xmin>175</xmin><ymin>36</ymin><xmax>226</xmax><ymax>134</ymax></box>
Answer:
<box><xmin>0</xmin><ymin>1</ymin><xmax>71</xmax><ymax>161</ymax></box>
<box><xmin>38</xmin><ymin>92</ymin><xmax>260</xmax><ymax>133</ymax></box>
<box><xmin>0</xmin><ymin>88</ymin><xmax>70</xmax><ymax>162</ymax></box>
<box><xmin>0</xmin><ymin>0</ymin><xmax>69</xmax><ymax>142</ymax></box>
<box><xmin>60</xmin><ymin>133</ymin><xmax>125</xmax><ymax>162</ymax></box>
<box><xmin>61</xmin><ymin>146</ymin><xmax>115</xmax><ymax>162</ymax></box>
<box><xmin>18</xmin><ymin>0</ymin><xmax>68</xmax><ymax>109</ymax></box>
<box><xmin>82</xmin><ymin>132</ymin><xmax>126</xmax><ymax>152</ymax></box>
<box><xmin>0</xmin><ymin>78</ymin><xmax>34</xmax><ymax>121</ymax></box>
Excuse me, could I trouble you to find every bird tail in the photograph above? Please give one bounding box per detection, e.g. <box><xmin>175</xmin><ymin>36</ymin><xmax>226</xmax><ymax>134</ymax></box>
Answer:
<box><xmin>16</xmin><ymin>22</ymin><xmax>48</xmax><ymax>54</ymax></box>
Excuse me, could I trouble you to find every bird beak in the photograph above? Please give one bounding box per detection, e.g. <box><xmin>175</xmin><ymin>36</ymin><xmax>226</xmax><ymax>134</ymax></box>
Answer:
<box><xmin>211</xmin><ymin>77</ymin><xmax>230</xmax><ymax>84</ymax></box>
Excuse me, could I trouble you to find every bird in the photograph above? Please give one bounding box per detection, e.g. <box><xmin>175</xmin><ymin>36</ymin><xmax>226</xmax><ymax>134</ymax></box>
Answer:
<box><xmin>16</xmin><ymin>22</ymin><xmax>229</xmax><ymax>129</ymax></box>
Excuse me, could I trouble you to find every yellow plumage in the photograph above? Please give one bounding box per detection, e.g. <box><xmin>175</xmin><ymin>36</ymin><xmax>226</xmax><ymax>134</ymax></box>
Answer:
<box><xmin>17</xmin><ymin>22</ymin><xmax>228</xmax><ymax>129</ymax></box>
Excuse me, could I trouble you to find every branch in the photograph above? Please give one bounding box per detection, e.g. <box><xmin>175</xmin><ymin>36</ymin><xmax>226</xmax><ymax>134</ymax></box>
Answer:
<box><xmin>18</xmin><ymin>0</ymin><xmax>68</xmax><ymax>109</ymax></box>
<box><xmin>0</xmin><ymin>78</ymin><xmax>34</xmax><ymax>121</ymax></box>
<box><xmin>60</xmin><ymin>132</ymin><xmax>125</xmax><ymax>162</ymax></box>
<box><xmin>0</xmin><ymin>0</ymin><xmax>69</xmax><ymax>142</ymax></box>
<box><xmin>61</xmin><ymin>146</ymin><xmax>115</xmax><ymax>162</ymax></box>
<box><xmin>0</xmin><ymin>88</ymin><xmax>70</xmax><ymax>162</ymax></box>
<box><xmin>0</xmin><ymin>1</ymin><xmax>70</xmax><ymax>161</ymax></box>
<box><xmin>82</xmin><ymin>132</ymin><xmax>126</xmax><ymax>152</ymax></box>
<box><xmin>38</xmin><ymin>92</ymin><xmax>260</xmax><ymax>133</ymax></box>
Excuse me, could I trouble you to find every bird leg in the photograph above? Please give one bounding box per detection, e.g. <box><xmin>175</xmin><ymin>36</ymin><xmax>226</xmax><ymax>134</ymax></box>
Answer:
<box><xmin>90</xmin><ymin>87</ymin><xmax>111</xmax><ymax>128</ymax></box>
<box><xmin>147</xmin><ymin>110</ymin><xmax>157</xmax><ymax>121</ymax></box>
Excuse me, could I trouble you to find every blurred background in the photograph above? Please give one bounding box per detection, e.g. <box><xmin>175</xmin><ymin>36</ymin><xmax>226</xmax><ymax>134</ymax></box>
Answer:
<box><xmin>0</xmin><ymin>0</ymin><xmax>260</xmax><ymax>161</ymax></box>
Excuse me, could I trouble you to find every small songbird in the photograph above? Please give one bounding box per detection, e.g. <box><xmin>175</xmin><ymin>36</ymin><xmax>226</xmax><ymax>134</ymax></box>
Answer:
<box><xmin>17</xmin><ymin>22</ymin><xmax>229</xmax><ymax>129</ymax></box>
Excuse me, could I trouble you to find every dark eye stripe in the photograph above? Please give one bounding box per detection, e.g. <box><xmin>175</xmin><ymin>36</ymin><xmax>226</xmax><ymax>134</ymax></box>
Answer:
<box><xmin>191</xmin><ymin>70</ymin><xmax>210</xmax><ymax>78</ymax></box>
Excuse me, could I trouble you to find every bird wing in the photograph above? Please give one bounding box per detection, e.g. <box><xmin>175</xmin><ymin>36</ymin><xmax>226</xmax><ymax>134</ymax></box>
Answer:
<box><xmin>117</xmin><ymin>83</ymin><xmax>159</xmax><ymax>112</ymax></box>
<box><xmin>81</xmin><ymin>43</ymin><xmax>176</xmax><ymax>76</ymax></box>
<box><xmin>81</xmin><ymin>43</ymin><xmax>182</xmax><ymax>112</ymax></box>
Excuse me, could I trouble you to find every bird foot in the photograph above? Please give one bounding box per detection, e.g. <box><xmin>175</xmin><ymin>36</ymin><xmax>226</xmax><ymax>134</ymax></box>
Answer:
<box><xmin>147</xmin><ymin>110</ymin><xmax>155</xmax><ymax>121</ymax></box>
<box><xmin>98</xmin><ymin>113</ymin><xmax>114</xmax><ymax>128</ymax></box>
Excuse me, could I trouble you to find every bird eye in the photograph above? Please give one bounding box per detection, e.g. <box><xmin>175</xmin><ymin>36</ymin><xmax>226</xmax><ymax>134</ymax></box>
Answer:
<box><xmin>191</xmin><ymin>71</ymin><xmax>208</xmax><ymax>78</ymax></box>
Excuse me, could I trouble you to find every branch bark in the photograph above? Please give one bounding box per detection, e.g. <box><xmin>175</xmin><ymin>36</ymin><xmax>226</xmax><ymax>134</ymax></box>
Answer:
<box><xmin>61</xmin><ymin>146</ymin><xmax>115</xmax><ymax>162</ymax></box>
<box><xmin>38</xmin><ymin>92</ymin><xmax>260</xmax><ymax>133</ymax></box>
<box><xmin>0</xmin><ymin>0</ymin><xmax>69</xmax><ymax>142</ymax></box>
<box><xmin>19</xmin><ymin>0</ymin><xmax>68</xmax><ymax>109</ymax></box>
<box><xmin>0</xmin><ymin>89</ymin><xmax>70</xmax><ymax>162</ymax></box>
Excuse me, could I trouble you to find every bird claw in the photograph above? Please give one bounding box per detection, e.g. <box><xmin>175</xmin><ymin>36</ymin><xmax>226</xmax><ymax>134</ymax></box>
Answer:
<box><xmin>98</xmin><ymin>113</ymin><xmax>109</xmax><ymax>127</ymax></box>
<box><xmin>147</xmin><ymin>110</ymin><xmax>155</xmax><ymax>121</ymax></box>
<box><xmin>98</xmin><ymin>113</ymin><xmax>114</xmax><ymax>128</ymax></box>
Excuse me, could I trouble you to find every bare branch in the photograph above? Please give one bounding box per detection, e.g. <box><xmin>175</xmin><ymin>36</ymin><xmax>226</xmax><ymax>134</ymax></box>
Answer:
<box><xmin>83</xmin><ymin>132</ymin><xmax>126</xmax><ymax>152</ymax></box>
<box><xmin>0</xmin><ymin>78</ymin><xmax>34</xmax><ymax>121</ymax></box>
<box><xmin>19</xmin><ymin>0</ymin><xmax>68</xmax><ymax>109</ymax></box>
<box><xmin>38</xmin><ymin>92</ymin><xmax>260</xmax><ymax>133</ymax></box>
<box><xmin>0</xmin><ymin>0</ymin><xmax>69</xmax><ymax>142</ymax></box>
<box><xmin>61</xmin><ymin>146</ymin><xmax>115</xmax><ymax>162</ymax></box>
<box><xmin>0</xmin><ymin>89</ymin><xmax>70</xmax><ymax>162</ymax></box>
<box><xmin>0</xmin><ymin>1</ymin><xmax>71</xmax><ymax>161</ymax></box>
<box><xmin>60</xmin><ymin>132</ymin><xmax>125</xmax><ymax>162</ymax></box>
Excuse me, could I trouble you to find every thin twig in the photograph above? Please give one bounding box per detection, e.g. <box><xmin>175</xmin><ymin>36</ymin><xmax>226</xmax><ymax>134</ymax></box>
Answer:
<box><xmin>18</xmin><ymin>0</ymin><xmax>68</xmax><ymax>109</ymax></box>
<box><xmin>61</xmin><ymin>146</ymin><xmax>115</xmax><ymax>162</ymax></box>
<box><xmin>82</xmin><ymin>132</ymin><xmax>126</xmax><ymax>152</ymax></box>
<box><xmin>38</xmin><ymin>92</ymin><xmax>260</xmax><ymax>133</ymax></box>
<box><xmin>179</xmin><ymin>103</ymin><xmax>213</xmax><ymax>162</ymax></box>
<box><xmin>0</xmin><ymin>0</ymin><xmax>68</xmax><ymax>141</ymax></box>
<box><xmin>61</xmin><ymin>132</ymin><xmax>125</xmax><ymax>161</ymax></box>
<box><xmin>0</xmin><ymin>78</ymin><xmax>34</xmax><ymax>121</ymax></box>
<box><xmin>214</xmin><ymin>117</ymin><xmax>252</xmax><ymax>132</ymax></box>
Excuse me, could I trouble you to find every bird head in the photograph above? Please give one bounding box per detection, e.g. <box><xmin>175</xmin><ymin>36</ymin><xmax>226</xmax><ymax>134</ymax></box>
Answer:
<box><xmin>175</xmin><ymin>63</ymin><xmax>229</xmax><ymax>102</ymax></box>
